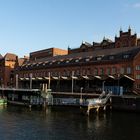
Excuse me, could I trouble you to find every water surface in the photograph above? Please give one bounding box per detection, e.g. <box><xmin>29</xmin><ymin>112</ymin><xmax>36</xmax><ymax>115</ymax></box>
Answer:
<box><xmin>0</xmin><ymin>105</ymin><xmax>139</xmax><ymax>140</ymax></box>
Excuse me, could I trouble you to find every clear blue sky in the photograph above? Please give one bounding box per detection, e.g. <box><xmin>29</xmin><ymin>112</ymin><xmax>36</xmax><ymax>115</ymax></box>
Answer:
<box><xmin>0</xmin><ymin>0</ymin><xmax>140</xmax><ymax>57</ymax></box>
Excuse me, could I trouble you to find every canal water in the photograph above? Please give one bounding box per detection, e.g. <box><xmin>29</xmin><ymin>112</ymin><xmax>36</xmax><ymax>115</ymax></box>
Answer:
<box><xmin>0</xmin><ymin>105</ymin><xmax>140</xmax><ymax>140</ymax></box>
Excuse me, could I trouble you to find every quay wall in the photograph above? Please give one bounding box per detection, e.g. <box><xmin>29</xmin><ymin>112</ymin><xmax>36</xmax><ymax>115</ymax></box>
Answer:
<box><xmin>1</xmin><ymin>88</ymin><xmax>140</xmax><ymax>112</ymax></box>
<box><xmin>112</xmin><ymin>96</ymin><xmax>140</xmax><ymax>112</ymax></box>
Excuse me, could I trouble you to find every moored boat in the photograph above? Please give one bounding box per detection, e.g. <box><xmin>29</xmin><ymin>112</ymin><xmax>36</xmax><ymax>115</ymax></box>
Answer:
<box><xmin>0</xmin><ymin>98</ymin><xmax>7</xmax><ymax>105</ymax></box>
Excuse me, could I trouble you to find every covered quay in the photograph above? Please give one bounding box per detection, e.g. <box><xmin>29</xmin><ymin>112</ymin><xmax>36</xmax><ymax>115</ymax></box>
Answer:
<box><xmin>17</xmin><ymin>74</ymin><xmax>134</xmax><ymax>95</ymax></box>
<box><xmin>15</xmin><ymin>28</ymin><xmax>140</xmax><ymax>95</ymax></box>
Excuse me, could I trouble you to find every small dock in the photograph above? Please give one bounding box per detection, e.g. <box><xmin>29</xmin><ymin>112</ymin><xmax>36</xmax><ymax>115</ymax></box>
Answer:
<box><xmin>80</xmin><ymin>92</ymin><xmax>112</xmax><ymax>115</ymax></box>
<box><xmin>0</xmin><ymin>88</ymin><xmax>43</xmax><ymax>108</ymax></box>
<box><xmin>111</xmin><ymin>95</ymin><xmax>140</xmax><ymax>112</ymax></box>
<box><xmin>0</xmin><ymin>87</ymin><xmax>140</xmax><ymax>114</ymax></box>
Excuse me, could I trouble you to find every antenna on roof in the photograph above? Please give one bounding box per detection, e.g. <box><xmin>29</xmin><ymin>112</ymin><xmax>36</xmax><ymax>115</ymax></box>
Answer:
<box><xmin>120</xmin><ymin>27</ymin><xmax>122</xmax><ymax>34</ymax></box>
<box><xmin>120</xmin><ymin>27</ymin><xmax>122</xmax><ymax>31</ymax></box>
<box><xmin>68</xmin><ymin>45</ymin><xmax>70</xmax><ymax>50</ymax></box>
<box><xmin>82</xmin><ymin>40</ymin><xmax>85</xmax><ymax>44</ymax></box>
<box><xmin>128</xmin><ymin>25</ymin><xmax>131</xmax><ymax>33</ymax></box>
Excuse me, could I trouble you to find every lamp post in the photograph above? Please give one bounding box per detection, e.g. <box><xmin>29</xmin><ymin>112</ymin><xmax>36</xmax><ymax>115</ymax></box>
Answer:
<box><xmin>16</xmin><ymin>74</ymin><xmax>19</xmax><ymax>89</ymax></box>
<box><xmin>118</xmin><ymin>74</ymin><xmax>120</xmax><ymax>95</ymax></box>
<box><xmin>72</xmin><ymin>71</ymin><xmax>74</xmax><ymax>94</ymax></box>
<box><xmin>102</xmin><ymin>81</ymin><xmax>105</xmax><ymax>92</ymax></box>
<box><xmin>29</xmin><ymin>73</ymin><xmax>32</xmax><ymax>89</ymax></box>
<box><xmin>80</xmin><ymin>87</ymin><xmax>83</xmax><ymax>99</ymax></box>
<box><xmin>48</xmin><ymin>72</ymin><xmax>51</xmax><ymax>89</ymax></box>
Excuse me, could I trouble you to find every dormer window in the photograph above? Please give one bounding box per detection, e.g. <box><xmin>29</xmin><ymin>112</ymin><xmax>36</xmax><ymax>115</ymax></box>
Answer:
<box><xmin>109</xmin><ymin>55</ymin><xmax>114</xmax><ymax>60</ymax></box>
<box><xmin>123</xmin><ymin>54</ymin><xmax>130</xmax><ymax>59</ymax></box>
<box><xmin>39</xmin><ymin>62</ymin><xmax>42</xmax><ymax>64</ymax></box>
<box><xmin>66</xmin><ymin>60</ymin><xmax>69</xmax><ymax>63</ymax></box>
<box><xmin>75</xmin><ymin>59</ymin><xmax>79</xmax><ymax>62</ymax></box>
<box><xmin>96</xmin><ymin>57</ymin><xmax>102</xmax><ymax>61</ymax></box>
<box><xmin>86</xmin><ymin>58</ymin><xmax>90</xmax><ymax>62</ymax></box>
<box><xmin>96</xmin><ymin>55</ymin><xmax>104</xmax><ymax>61</ymax></box>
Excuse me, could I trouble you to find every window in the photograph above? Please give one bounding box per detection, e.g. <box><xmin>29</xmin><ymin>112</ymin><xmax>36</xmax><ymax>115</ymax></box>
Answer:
<box><xmin>86</xmin><ymin>58</ymin><xmax>90</xmax><ymax>62</ymax></box>
<box><xmin>112</xmin><ymin>67</ymin><xmax>117</xmax><ymax>75</ymax></box>
<box><xmin>136</xmin><ymin>65</ymin><xmax>140</xmax><ymax>70</ymax></box>
<box><xmin>66</xmin><ymin>60</ymin><xmax>69</xmax><ymax>63</ymax></box>
<box><xmin>99</xmin><ymin>68</ymin><xmax>104</xmax><ymax>75</ymax></box>
<box><xmin>106</xmin><ymin>68</ymin><xmax>111</xmax><ymax>75</ymax></box>
<box><xmin>109</xmin><ymin>55</ymin><xmax>114</xmax><ymax>60</ymax></box>
<box><xmin>82</xmin><ymin>69</ymin><xmax>86</xmax><ymax>75</ymax></box>
<box><xmin>96</xmin><ymin>57</ymin><xmax>102</xmax><ymax>61</ymax></box>
<box><xmin>87</xmin><ymin>68</ymin><xmax>91</xmax><ymax>75</ymax></box>
<box><xmin>136</xmin><ymin>75</ymin><xmax>140</xmax><ymax>79</ymax></box>
<box><xmin>66</xmin><ymin>71</ymin><xmax>70</xmax><ymax>76</ymax></box>
<box><xmin>120</xmin><ymin>67</ymin><xmax>125</xmax><ymax>74</ymax></box>
<box><xmin>136</xmin><ymin>84</ymin><xmax>140</xmax><ymax>89</ymax></box>
<box><xmin>127</xmin><ymin>67</ymin><xmax>131</xmax><ymax>74</ymax></box>
<box><xmin>75</xmin><ymin>59</ymin><xmax>79</xmax><ymax>62</ymax></box>
<box><xmin>63</xmin><ymin>70</ymin><xmax>67</xmax><ymax>76</ymax></box>
<box><xmin>123</xmin><ymin>54</ymin><xmax>130</xmax><ymax>59</ymax></box>
<box><xmin>76</xmin><ymin>69</ymin><xmax>80</xmax><ymax>76</ymax></box>
<box><xmin>94</xmin><ymin>68</ymin><xmax>98</xmax><ymax>75</ymax></box>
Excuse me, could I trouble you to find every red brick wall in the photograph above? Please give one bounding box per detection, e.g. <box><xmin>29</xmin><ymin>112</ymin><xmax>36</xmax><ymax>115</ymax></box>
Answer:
<box><xmin>115</xmin><ymin>30</ymin><xmax>137</xmax><ymax>48</ymax></box>
<box><xmin>133</xmin><ymin>52</ymin><xmax>140</xmax><ymax>89</ymax></box>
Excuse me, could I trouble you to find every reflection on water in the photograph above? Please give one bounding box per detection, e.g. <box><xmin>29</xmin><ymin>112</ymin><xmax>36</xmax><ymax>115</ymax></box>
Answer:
<box><xmin>0</xmin><ymin>105</ymin><xmax>139</xmax><ymax>140</ymax></box>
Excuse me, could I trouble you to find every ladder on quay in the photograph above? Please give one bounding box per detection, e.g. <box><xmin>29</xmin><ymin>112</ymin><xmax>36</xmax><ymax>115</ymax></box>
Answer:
<box><xmin>86</xmin><ymin>91</ymin><xmax>112</xmax><ymax>116</ymax></box>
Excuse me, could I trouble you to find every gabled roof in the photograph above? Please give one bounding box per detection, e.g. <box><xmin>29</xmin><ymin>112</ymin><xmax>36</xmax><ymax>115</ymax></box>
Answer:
<box><xmin>102</xmin><ymin>38</ymin><xmax>113</xmax><ymax>43</ymax></box>
<box><xmin>4</xmin><ymin>53</ymin><xmax>17</xmax><ymax>61</ymax></box>
<box><xmin>19</xmin><ymin>47</ymin><xmax>140</xmax><ymax>71</ymax></box>
<box><xmin>81</xmin><ymin>41</ymin><xmax>92</xmax><ymax>47</ymax></box>
<box><xmin>0</xmin><ymin>54</ymin><xmax>3</xmax><ymax>60</ymax></box>
<box><xmin>20</xmin><ymin>46</ymin><xmax>140</xmax><ymax>70</ymax></box>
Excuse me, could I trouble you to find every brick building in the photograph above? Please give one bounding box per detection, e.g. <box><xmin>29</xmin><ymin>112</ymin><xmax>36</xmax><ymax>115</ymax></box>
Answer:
<box><xmin>30</xmin><ymin>48</ymin><xmax>68</xmax><ymax>61</ymax></box>
<box><xmin>0</xmin><ymin>53</ymin><xmax>28</xmax><ymax>88</ymax></box>
<box><xmin>15</xmin><ymin>28</ymin><xmax>140</xmax><ymax>94</ymax></box>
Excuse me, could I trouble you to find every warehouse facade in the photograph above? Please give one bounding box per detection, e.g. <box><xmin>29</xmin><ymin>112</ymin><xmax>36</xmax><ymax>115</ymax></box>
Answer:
<box><xmin>15</xmin><ymin>28</ymin><xmax>140</xmax><ymax>94</ymax></box>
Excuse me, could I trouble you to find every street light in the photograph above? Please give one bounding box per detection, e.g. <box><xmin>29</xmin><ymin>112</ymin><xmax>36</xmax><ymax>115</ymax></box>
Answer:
<box><xmin>80</xmin><ymin>87</ymin><xmax>83</xmax><ymax>99</ymax></box>
<box><xmin>80</xmin><ymin>87</ymin><xmax>83</xmax><ymax>105</ymax></box>
<box><xmin>117</xmin><ymin>74</ymin><xmax>120</xmax><ymax>95</ymax></box>
<box><xmin>16</xmin><ymin>74</ymin><xmax>18</xmax><ymax>89</ymax></box>
<box><xmin>72</xmin><ymin>71</ymin><xmax>74</xmax><ymax>94</ymax></box>
<box><xmin>102</xmin><ymin>81</ymin><xmax>105</xmax><ymax>92</ymax></box>
<box><xmin>48</xmin><ymin>72</ymin><xmax>51</xmax><ymax>89</ymax></box>
<box><xmin>29</xmin><ymin>73</ymin><xmax>32</xmax><ymax>89</ymax></box>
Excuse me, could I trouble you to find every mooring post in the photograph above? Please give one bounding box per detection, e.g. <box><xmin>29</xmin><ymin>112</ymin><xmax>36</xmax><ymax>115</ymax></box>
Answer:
<box><xmin>29</xmin><ymin>104</ymin><xmax>32</xmax><ymax>111</ymax></box>
<box><xmin>96</xmin><ymin>106</ymin><xmax>100</xmax><ymax>113</ymax></box>
<box><xmin>103</xmin><ymin>105</ymin><xmax>106</xmax><ymax>111</ymax></box>
<box><xmin>87</xmin><ymin>106</ymin><xmax>90</xmax><ymax>116</ymax></box>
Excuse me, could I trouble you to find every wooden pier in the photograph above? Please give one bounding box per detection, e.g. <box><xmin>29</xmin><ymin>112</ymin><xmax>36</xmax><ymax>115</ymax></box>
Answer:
<box><xmin>0</xmin><ymin>88</ymin><xmax>43</xmax><ymax>108</ymax></box>
<box><xmin>0</xmin><ymin>87</ymin><xmax>140</xmax><ymax>114</ymax></box>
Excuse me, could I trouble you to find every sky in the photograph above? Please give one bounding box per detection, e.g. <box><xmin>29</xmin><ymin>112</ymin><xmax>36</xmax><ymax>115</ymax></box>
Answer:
<box><xmin>0</xmin><ymin>0</ymin><xmax>140</xmax><ymax>57</ymax></box>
